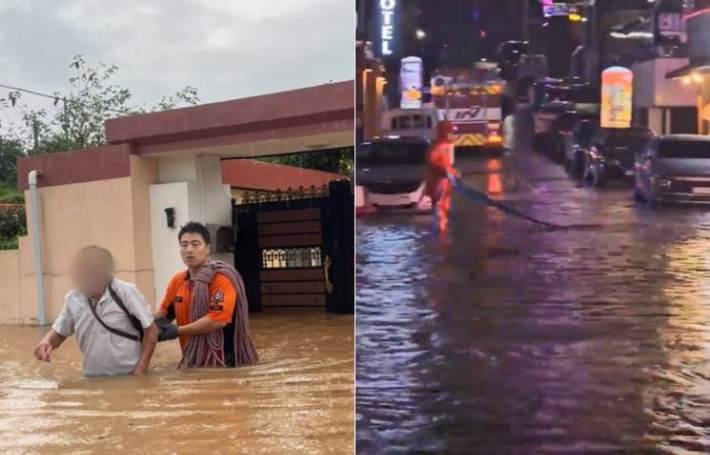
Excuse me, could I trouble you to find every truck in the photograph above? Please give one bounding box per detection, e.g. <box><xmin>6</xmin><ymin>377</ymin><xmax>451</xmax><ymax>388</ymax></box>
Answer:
<box><xmin>430</xmin><ymin>62</ymin><xmax>505</xmax><ymax>150</ymax></box>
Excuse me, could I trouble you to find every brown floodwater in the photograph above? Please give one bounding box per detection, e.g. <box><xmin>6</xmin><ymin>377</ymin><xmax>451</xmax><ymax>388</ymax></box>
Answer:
<box><xmin>0</xmin><ymin>312</ymin><xmax>353</xmax><ymax>455</ymax></box>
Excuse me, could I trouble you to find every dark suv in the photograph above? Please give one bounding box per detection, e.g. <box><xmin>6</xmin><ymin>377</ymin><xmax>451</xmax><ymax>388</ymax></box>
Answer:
<box><xmin>583</xmin><ymin>127</ymin><xmax>653</xmax><ymax>188</ymax></box>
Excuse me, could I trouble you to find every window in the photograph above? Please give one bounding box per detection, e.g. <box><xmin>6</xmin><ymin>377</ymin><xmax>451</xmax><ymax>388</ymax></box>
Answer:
<box><xmin>670</xmin><ymin>107</ymin><xmax>697</xmax><ymax>135</ymax></box>
<box><xmin>357</xmin><ymin>142</ymin><xmax>428</xmax><ymax>166</ymax></box>
<box><xmin>261</xmin><ymin>247</ymin><xmax>322</xmax><ymax>269</ymax></box>
<box><xmin>657</xmin><ymin>140</ymin><xmax>710</xmax><ymax>159</ymax></box>
<box><xmin>412</xmin><ymin>115</ymin><xmax>428</xmax><ymax>129</ymax></box>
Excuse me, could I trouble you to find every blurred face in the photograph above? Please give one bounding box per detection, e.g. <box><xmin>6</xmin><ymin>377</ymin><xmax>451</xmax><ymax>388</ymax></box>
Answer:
<box><xmin>180</xmin><ymin>232</ymin><xmax>210</xmax><ymax>269</ymax></box>
<box><xmin>447</xmin><ymin>131</ymin><xmax>456</xmax><ymax>142</ymax></box>
<box><xmin>71</xmin><ymin>249</ymin><xmax>112</xmax><ymax>298</ymax></box>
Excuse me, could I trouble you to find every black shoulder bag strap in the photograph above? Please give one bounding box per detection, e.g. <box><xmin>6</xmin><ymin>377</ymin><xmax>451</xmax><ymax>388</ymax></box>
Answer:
<box><xmin>86</xmin><ymin>283</ymin><xmax>144</xmax><ymax>342</ymax></box>
<box><xmin>108</xmin><ymin>284</ymin><xmax>145</xmax><ymax>342</ymax></box>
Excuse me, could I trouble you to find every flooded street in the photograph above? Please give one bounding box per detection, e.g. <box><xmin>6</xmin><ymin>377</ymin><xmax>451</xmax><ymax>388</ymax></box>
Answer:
<box><xmin>0</xmin><ymin>312</ymin><xmax>353</xmax><ymax>455</ymax></box>
<box><xmin>357</xmin><ymin>129</ymin><xmax>710</xmax><ymax>453</ymax></box>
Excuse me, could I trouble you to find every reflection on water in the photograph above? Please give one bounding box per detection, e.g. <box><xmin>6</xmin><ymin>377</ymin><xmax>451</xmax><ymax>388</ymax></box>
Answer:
<box><xmin>0</xmin><ymin>312</ymin><xmax>353</xmax><ymax>455</ymax></box>
<box><xmin>357</xmin><ymin>154</ymin><xmax>710</xmax><ymax>454</ymax></box>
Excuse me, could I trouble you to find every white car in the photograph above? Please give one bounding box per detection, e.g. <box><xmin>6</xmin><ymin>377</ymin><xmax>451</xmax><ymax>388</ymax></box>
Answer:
<box><xmin>356</xmin><ymin>137</ymin><xmax>433</xmax><ymax>214</ymax></box>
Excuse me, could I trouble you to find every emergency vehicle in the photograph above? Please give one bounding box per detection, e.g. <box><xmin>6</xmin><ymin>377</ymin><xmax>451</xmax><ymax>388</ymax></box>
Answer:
<box><xmin>380</xmin><ymin>108</ymin><xmax>455</xmax><ymax>164</ymax></box>
<box><xmin>381</xmin><ymin>107</ymin><xmax>439</xmax><ymax>142</ymax></box>
<box><xmin>430</xmin><ymin>62</ymin><xmax>505</xmax><ymax>149</ymax></box>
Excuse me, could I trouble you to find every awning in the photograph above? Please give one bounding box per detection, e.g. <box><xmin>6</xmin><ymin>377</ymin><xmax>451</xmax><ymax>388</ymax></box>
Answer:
<box><xmin>665</xmin><ymin>60</ymin><xmax>710</xmax><ymax>79</ymax></box>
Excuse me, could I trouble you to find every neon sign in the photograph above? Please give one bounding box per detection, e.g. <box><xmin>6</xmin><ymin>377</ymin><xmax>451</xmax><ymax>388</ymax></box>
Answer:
<box><xmin>380</xmin><ymin>0</ymin><xmax>396</xmax><ymax>56</ymax></box>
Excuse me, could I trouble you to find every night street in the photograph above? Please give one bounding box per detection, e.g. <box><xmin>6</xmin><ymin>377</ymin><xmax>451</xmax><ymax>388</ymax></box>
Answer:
<box><xmin>357</xmin><ymin>119</ymin><xmax>710</xmax><ymax>453</ymax></box>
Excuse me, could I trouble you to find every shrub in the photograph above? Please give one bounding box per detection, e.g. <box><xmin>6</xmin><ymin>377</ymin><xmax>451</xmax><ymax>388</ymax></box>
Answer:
<box><xmin>0</xmin><ymin>206</ymin><xmax>26</xmax><ymax>250</ymax></box>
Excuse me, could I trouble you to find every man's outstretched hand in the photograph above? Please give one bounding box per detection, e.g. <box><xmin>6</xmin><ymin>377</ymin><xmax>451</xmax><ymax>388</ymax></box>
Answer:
<box><xmin>154</xmin><ymin>316</ymin><xmax>179</xmax><ymax>342</ymax></box>
<box><xmin>34</xmin><ymin>340</ymin><xmax>52</xmax><ymax>362</ymax></box>
<box><xmin>448</xmin><ymin>171</ymin><xmax>462</xmax><ymax>185</ymax></box>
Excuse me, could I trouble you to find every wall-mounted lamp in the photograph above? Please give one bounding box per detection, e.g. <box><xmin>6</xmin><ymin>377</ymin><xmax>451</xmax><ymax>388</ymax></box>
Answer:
<box><xmin>164</xmin><ymin>207</ymin><xmax>176</xmax><ymax>228</ymax></box>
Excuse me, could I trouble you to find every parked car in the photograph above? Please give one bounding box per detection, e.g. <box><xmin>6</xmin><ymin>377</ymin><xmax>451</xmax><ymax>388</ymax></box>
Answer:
<box><xmin>583</xmin><ymin>126</ymin><xmax>653</xmax><ymax>187</ymax></box>
<box><xmin>547</xmin><ymin>111</ymin><xmax>596</xmax><ymax>163</ymax></box>
<box><xmin>564</xmin><ymin>118</ymin><xmax>598</xmax><ymax>179</ymax></box>
<box><xmin>356</xmin><ymin>137</ymin><xmax>432</xmax><ymax>214</ymax></box>
<box><xmin>635</xmin><ymin>135</ymin><xmax>710</xmax><ymax>204</ymax></box>
<box><xmin>531</xmin><ymin>81</ymin><xmax>599</xmax><ymax>153</ymax></box>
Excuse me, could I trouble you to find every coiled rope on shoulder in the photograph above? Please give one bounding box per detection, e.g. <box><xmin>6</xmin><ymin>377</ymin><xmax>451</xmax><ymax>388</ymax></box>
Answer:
<box><xmin>181</xmin><ymin>261</ymin><xmax>258</xmax><ymax>368</ymax></box>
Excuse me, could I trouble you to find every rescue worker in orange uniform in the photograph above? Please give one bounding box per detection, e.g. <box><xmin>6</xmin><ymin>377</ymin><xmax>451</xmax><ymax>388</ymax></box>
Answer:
<box><xmin>425</xmin><ymin>120</ymin><xmax>460</xmax><ymax>232</ymax></box>
<box><xmin>154</xmin><ymin>222</ymin><xmax>241</xmax><ymax>366</ymax></box>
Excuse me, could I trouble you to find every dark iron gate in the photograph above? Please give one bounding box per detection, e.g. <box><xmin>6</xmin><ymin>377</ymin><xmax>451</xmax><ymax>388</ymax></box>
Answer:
<box><xmin>233</xmin><ymin>180</ymin><xmax>354</xmax><ymax>313</ymax></box>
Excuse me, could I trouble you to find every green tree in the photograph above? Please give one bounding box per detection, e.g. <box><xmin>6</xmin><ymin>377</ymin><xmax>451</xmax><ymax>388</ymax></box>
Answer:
<box><xmin>0</xmin><ymin>206</ymin><xmax>26</xmax><ymax>250</ymax></box>
<box><xmin>1</xmin><ymin>55</ymin><xmax>200</xmax><ymax>155</ymax></box>
<box><xmin>259</xmin><ymin>148</ymin><xmax>353</xmax><ymax>178</ymax></box>
<box><xmin>0</xmin><ymin>137</ymin><xmax>26</xmax><ymax>203</ymax></box>
<box><xmin>0</xmin><ymin>137</ymin><xmax>25</xmax><ymax>187</ymax></box>
<box><xmin>0</xmin><ymin>56</ymin><xmax>201</xmax><ymax>206</ymax></box>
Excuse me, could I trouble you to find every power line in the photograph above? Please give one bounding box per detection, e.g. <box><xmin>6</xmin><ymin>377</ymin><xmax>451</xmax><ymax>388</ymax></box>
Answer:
<box><xmin>0</xmin><ymin>83</ymin><xmax>61</xmax><ymax>103</ymax></box>
<box><xmin>0</xmin><ymin>83</ymin><xmax>129</xmax><ymax>114</ymax></box>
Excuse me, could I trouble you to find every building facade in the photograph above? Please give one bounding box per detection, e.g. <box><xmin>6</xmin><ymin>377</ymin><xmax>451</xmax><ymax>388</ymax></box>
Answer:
<box><xmin>2</xmin><ymin>82</ymin><xmax>353</xmax><ymax>325</ymax></box>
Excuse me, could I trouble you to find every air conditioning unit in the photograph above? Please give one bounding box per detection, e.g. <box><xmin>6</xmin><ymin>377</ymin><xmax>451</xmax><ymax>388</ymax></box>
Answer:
<box><xmin>206</xmin><ymin>224</ymin><xmax>236</xmax><ymax>253</ymax></box>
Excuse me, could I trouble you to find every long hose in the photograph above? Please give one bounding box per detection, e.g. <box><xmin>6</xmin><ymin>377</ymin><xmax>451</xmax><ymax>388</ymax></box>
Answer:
<box><xmin>452</xmin><ymin>178</ymin><xmax>562</xmax><ymax>230</ymax></box>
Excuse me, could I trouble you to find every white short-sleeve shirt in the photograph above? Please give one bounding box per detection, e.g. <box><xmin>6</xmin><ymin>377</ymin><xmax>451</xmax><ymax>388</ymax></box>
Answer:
<box><xmin>52</xmin><ymin>279</ymin><xmax>154</xmax><ymax>377</ymax></box>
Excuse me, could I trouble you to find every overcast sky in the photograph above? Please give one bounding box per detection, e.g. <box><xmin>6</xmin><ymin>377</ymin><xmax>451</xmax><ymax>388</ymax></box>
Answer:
<box><xmin>0</xmin><ymin>0</ymin><xmax>354</xmax><ymax>113</ymax></box>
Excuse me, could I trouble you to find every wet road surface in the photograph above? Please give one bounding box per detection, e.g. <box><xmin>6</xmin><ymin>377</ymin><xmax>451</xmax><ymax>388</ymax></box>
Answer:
<box><xmin>0</xmin><ymin>312</ymin><xmax>353</xmax><ymax>455</ymax></box>
<box><xmin>357</xmin><ymin>137</ymin><xmax>710</xmax><ymax>453</ymax></box>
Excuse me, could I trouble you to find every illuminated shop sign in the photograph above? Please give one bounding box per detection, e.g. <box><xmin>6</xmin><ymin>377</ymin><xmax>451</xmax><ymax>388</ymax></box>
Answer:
<box><xmin>601</xmin><ymin>67</ymin><xmax>633</xmax><ymax>129</ymax></box>
<box><xmin>379</xmin><ymin>0</ymin><xmax>396</xmax><ymax>56</ymax></box>
<box><xmin>543</xmin><ymin>4</ymin><xmax>569</xmax><ymax>17</ymax></box>
<box><xmin>400</xmin><ymin>56</ymin><xmax>423</xmax><ymax>109</ymax></box>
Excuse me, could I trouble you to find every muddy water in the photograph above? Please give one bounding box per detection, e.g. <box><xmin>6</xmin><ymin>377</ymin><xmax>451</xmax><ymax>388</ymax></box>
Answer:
<box><xmin>0</xmin><ymin>312</ymin><xmax>353</xmax><ymax>455</ymax></box>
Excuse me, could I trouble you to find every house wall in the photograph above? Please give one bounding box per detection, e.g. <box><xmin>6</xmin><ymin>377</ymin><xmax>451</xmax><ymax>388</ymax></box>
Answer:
<box><xmin>0</xmin><ymin>249</ymin><xmax>21</xmax><ymax>324</ymax></box>
<box><xmin>1</xmin><ymin>156</ymin><xmax>160</xmax><ymax>325</ymax></box>
<box><xmin>8</xmin><ymin>81</ymin><xmax>355</xmax><ymax>325</ymax></box>
<box><xmin>149</xmin><ymin>153</ymin><xmax>233</xmax><ymax>304</ymax></box>
<box><xmin>149</xmin><ymin>181</ymin><xmax>195</xmax><ymax>306</ymax></box>
<box><xmin>129</xmin><ymin>155</ymin><xmax>159</xmax><ymax>304</ymax></box>
<box><xmin>632</xmin><ymin>58</ymin><xmax>698</xmax><ymax>109</ymax></box>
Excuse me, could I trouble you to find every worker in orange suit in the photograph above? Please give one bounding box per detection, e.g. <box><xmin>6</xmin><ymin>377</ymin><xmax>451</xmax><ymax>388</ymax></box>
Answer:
<box><xmin>425</xmin><ymin>120</ymin><xmax>460</xmax><ymax>232</ymax></box>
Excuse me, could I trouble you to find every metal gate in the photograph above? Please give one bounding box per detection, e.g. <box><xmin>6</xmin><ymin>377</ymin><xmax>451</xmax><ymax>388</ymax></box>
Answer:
<box><xmin>233</xmin><ymin>180</ymin><xmax>353</xmax><ymax>313</ymax></box>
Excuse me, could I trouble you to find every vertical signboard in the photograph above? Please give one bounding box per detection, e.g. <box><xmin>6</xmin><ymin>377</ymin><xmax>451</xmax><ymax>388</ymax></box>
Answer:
<box><xmin>378</xmin><ymin>0</ymin><xmax>399</xmax><ymax>57</ymax></box>
<box><xmin>601</xmin><ymin>67</ymin><xmax>633</xmax><ymax>129</ymax></box>
<box><xmin>654</xmin><ymin>0</ymin><xmax>686</xmax><ymax>46</ymax></box>
<box><xmin>400</xmin><ymin>56</ymin><xmax>423</xmax><ymax>109</ymax></box>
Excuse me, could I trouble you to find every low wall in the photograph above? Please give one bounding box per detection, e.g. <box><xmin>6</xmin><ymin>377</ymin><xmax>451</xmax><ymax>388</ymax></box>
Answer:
<box><xmin>2</xmin><ymin>158</ymin><xmax>158</xmax><ymax>325</ymax></box>
<box><xmin>0</xmin><ymin>249</ymin><xmax>21</xmax><ymax>324</ymax></box>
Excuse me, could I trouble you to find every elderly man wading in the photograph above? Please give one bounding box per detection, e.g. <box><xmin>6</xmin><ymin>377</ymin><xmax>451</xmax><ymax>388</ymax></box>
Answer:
<box><xmin>154</xmin><ymin>222</ymin><xmax>258</xmax><ymax>368</ymax></box>
<box><xmin>33</xmin><ymin>246</ymin><xmax>159</xmax><ymax>377</ymax></box>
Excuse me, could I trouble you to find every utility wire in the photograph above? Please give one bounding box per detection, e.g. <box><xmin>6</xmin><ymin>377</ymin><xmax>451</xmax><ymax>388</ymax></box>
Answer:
<box><xmin>0</xmin><ymin>83</ymin><xmax>61</xmax><ymax>103</ymax></box>
<box><xmin>0</xmin><ymin>83</ymin><xmax>129</xmax><ymax>114</ymax></box>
